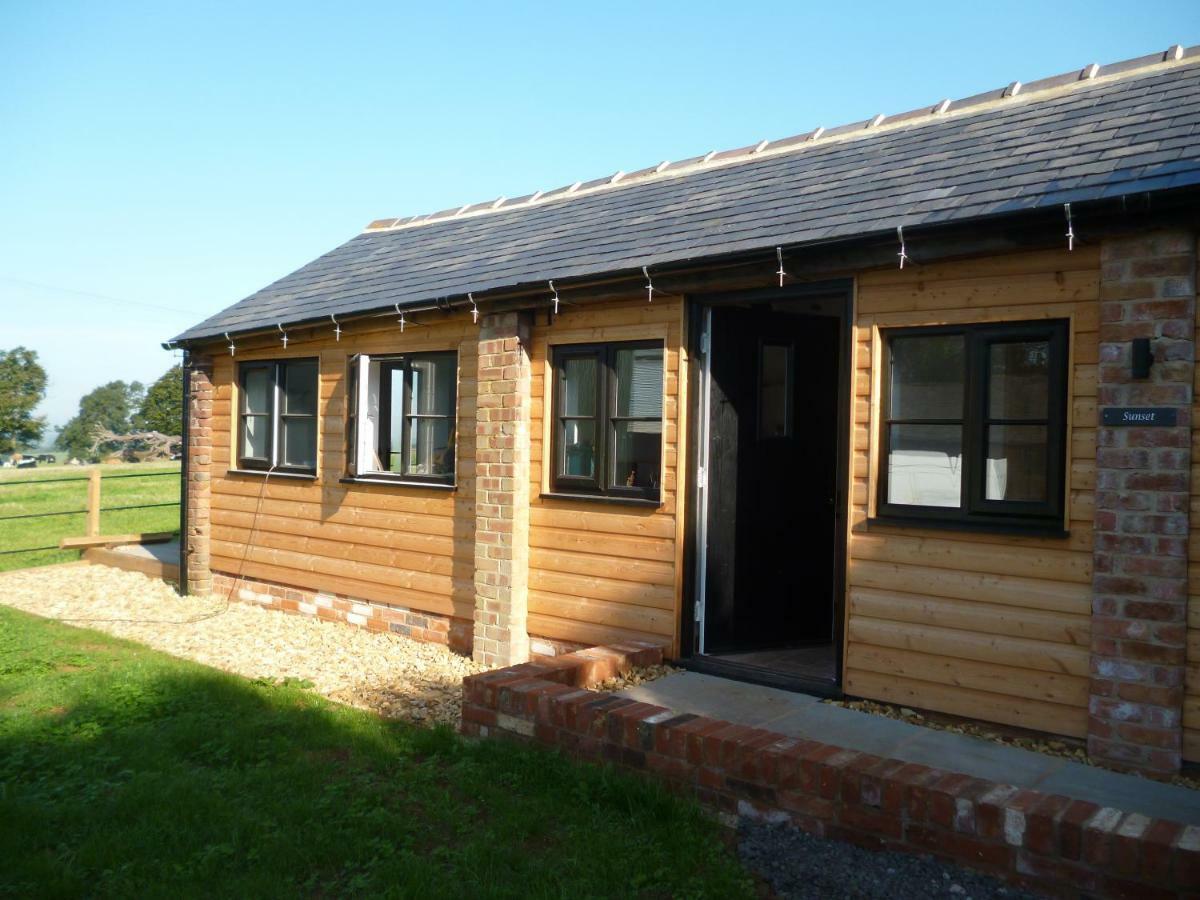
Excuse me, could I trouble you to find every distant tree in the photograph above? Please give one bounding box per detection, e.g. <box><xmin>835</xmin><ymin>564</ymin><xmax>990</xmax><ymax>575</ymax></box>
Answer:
<box><xmin>0</xmin><ymin>347</ymin><xmax>48</xmax><ymax>454</ymax></box>
<box><xmin>134</xmin><ymin>364</ymin><xmax>183</xmax><ymax>435</ymax></box>
<box><xmin>56</xmin><ymin>380</ymin><xmax>145</xmax><ymax>460</ymax></box>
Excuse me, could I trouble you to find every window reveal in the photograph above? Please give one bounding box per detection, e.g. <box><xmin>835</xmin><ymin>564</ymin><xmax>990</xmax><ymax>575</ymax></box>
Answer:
<box><xmin>348</xmin><ymin>352</ymin><xmax>457</xmax><ymax>484</ymax></box>
<box><xmin>878</xmin><ymin>320</ymin><xmax>1068</xmax><ymax>529</ymax></box>
<box><xmin>551</xmin><ymin>341</ymin><xmax>664</xmax><ymax>500</ymax></box>
<box><xmin>236</xmin><ymin>359</ymin><xmax>319</xmax><ymax>474</ymax></box>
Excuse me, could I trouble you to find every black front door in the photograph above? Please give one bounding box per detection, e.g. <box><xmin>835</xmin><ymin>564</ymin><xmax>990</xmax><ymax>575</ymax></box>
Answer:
<box><xmin>701</xmin><ymin>302</ymin><xmax>842</xmax><ymax>670</ymax></box>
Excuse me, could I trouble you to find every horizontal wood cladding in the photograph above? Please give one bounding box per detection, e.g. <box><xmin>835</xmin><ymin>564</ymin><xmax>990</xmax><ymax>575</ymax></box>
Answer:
<box><xmin>208</xmin><ymin>315</ymin><xmax>478</xmax><ymax>623</ymax></box>
<box><xmin>203</xmin><ymin>293</ymin><xmax>686</xmax><ymax>654</ymax></box>
<box><xmin>846</xmin><ymin>246</ymin><xmax>1099</xmax><ymax>738</ymax></box>
<box><xmin>528</xmin><ymin>295</ymin><xmax>686</xmax><ymax>652</ymax></box>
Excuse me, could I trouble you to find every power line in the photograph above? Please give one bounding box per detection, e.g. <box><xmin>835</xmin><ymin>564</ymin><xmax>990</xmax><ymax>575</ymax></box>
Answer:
<box><xmin>0</xmin><ymin>275</ymin><xmax>198</xmax><ymax>316</ymax></box>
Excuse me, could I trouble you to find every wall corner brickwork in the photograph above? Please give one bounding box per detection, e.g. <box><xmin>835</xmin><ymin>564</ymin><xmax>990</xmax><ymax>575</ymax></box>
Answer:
<box><xmin>472</xmin><ymin>311</ymin><xmax>534</xmax><ymax>667</ymax></box>
<box><xmin>185</xmin><ymin>354</ymin><xmax>215</xmax><ymax>597</ymax></box>
<box><xmin>1090</xmin><ymin>229</ymin><xmax>1196</xmax><ymax>776</ymax></box>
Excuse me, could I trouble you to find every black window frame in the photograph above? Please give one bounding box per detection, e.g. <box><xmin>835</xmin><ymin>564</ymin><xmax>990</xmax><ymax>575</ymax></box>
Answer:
<box><xmin>550</xmin><ymin>340</ymin><xmax>664</xmax><ymax>502</ymax></box>
<box><xmin>876</xmin><ymin>319</ymin><xmax>1069</xmax><ymax>532</ymax></box>
<box><xmin>236</xmin><ymin>357</ymin><xmax>319</xmax><ymax>476</ymax></box>
<box><xmin>346</xmin><ymin>351</ymin><xmax>457</xmax><ymax>486</ymax></box>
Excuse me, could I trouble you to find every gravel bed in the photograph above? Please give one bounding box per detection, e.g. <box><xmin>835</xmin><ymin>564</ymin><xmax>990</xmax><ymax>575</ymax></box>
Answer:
<box><xmin>738</xmin><ymin>821</ymin><xmax>1039</xmax><ymax>900</ymax></box>
<box><xmin>592</xmin><ymin>663</ymin><xmax>680</xmax><ymax>692</ymax></box>
<box><xmin>0</xmin><ymin>565</ymin><xmax>486</xmax><ymax>727</ymax></box>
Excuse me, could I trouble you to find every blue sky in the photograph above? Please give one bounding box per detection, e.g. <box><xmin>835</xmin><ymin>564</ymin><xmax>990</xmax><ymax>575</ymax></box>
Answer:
<box><xmin>2</xmin><ymin>1</ymin><xmax>1197</xmax><ymax>431</ymax></box>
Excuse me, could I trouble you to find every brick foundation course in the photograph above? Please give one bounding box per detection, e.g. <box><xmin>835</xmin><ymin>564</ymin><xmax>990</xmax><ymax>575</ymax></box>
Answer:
<box><xmin>463</xmin><ymin>646</ymin><xmax>1200</xmax><ymax>898</ymax></box>
<box><xmin>210</xmin><ymin>571</ymin><xmax>585</xmax><ymax>660</ymax></box>
<box><xmin>211</xmin><ymin>572</ymin><xmax>474</xmax><ymax>653</ymax></box>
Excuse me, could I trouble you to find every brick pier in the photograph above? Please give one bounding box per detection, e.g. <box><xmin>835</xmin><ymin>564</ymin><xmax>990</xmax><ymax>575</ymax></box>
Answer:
<box><xmin>1090</xmin><ymin>230</ymin><xmax>1197</xmax><ymax>776</ymax></box>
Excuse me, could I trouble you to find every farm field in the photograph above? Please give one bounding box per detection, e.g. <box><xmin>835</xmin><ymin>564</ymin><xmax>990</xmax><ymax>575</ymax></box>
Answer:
<box><xmin>0</xmin><ymin>462</ymin><xmax>180</xmax><ymax>572</ymax></box>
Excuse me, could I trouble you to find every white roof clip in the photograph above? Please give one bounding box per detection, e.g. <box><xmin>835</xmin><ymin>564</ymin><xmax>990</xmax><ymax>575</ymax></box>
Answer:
<box><xmin>468</xmin><ymin>292</ymin><xmax>478</xmax><ymax>324</ymax></box>
<box><xmin>776</xmin><ymin>247</ymin><xmax>788</xmax><ymax>288</ymax></box>
<box><xmin>330</xmin><ymin>314</ymin><xmax>341</xmax><ymax>342</ymax></box>
<box><xmin>277</xmin><ymin>323</ymin><xmax>288</xmax><ymax>348</ymax></box>
<box><xmin>897</xmin><ymin>225</ymin><xmax>908</xmax><ymax>269</ymax></box>
<box><xmin>642</xmin><ymin>266</ymin><xmax>654</xmax><ymax>303</ymax></box>
<box><xmin>549</xmin><ymin>281</ymin><xmax>559</xmax><ymax>316</ymax></box>
<box><xmin>225</xmin><ymin>332</ymin><xmax>235</xmax><ymax>356</ymax></box>
<box><xmin>1064</xmin><ymin>203</ymin><xmax>1075</xmax><ymax>252</ymax></box>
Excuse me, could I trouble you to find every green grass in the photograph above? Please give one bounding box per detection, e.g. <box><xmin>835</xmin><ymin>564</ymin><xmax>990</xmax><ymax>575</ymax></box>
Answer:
<box><xmin>0</xmin><ymin>463</ymin><xmax>180</xmax><ymax>572</ymax></box>
<box><xmin>0</xmin><ymin>607</ymin><xmax>752</xmax><ymax>899</ymax></box>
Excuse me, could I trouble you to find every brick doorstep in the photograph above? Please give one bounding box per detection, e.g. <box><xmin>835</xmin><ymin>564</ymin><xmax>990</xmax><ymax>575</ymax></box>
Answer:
<box><xmin>464</xmin><ymin>644</ymin><xmax>1200</xmax><ymax>899</ymax></box>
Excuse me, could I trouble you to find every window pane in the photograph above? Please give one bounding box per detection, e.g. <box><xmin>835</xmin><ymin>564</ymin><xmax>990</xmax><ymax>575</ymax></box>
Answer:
<box><xmin>242</xmin><ymin>367</ymin><xmax>271</xmax><ymax>414</ymax></box>
<box><xmin>388</xmin><ymin>367</ymin><xmax>404</xmax><ymax>451</ymax></box>
<box><xmin>559</xmin><ymin>419</ymin><xmax>596</xmax><ymax>478</ymax></box>
<box><xmin>281</xmin><ymin>418</ymin><xmax>316</xmax><ymax>469</ymax></box>
<box><xmin>282</xmin><ymin>362</ymin><xmax>317</xmax><ymax>415</ymax></box>
<box><xmin>407</xmin><ymin>355</ymin><xmax>454</xmax><ymax>416</ymax></box>
<box><xmin>759</xmin><ymin>344</ymin><xmax>791</xmax><ymax>439</ymax></box>
<box><xmin>614</xmin><ymin>347</ymin><xmax>663</xmax><ymax>417</ymax></box>
<box><xmin>986</xmin><ymin>424</ymin><xmax>1048</xmax><ymax>501</ymax></box>
<box><xmin>613</xmin><ymin>420</ymin><xmax>662</xmax><ymax>490</ymax></box>
<box><xmin>405</xmin><ymin>417</ymin><xmax>454</xmax><ymax>476</ymax></box>
<box><xmin>889</xmin><ymin>335</ymin><xmax>965</xmax><ymax>420</ymax></box>
<box><xmin>561</xmin><ymin>356</ymin><xmax>597</xmax><ymax>416</ymax></box>
<box><xmin>989</xmin><ymin>341</ymin><xmax>1050</xmax><ymax>420</ymax></box>
<box><xmin>241</xmin><ymin>415</ymin><xmax>268</xmax><ymax>459</ymax></box>
<box><xmin>887</xmin><ymin>424</ymin><xmax>962</xmax><ymax>508</ymax></box>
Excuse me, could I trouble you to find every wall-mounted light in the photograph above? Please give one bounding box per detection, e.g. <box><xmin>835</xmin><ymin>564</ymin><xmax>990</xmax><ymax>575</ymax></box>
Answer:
<box><xmin>1131</xmin><ymin>338</ymin><xmax>1152</xmax><ymax>379</ymax></box>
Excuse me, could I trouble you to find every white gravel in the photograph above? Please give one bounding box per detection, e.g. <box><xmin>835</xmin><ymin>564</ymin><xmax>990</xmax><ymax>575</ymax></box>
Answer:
<box><xmin>0</xmin><ymin>564</ymin><xmax>487</xmax><ymax>727</ymax></box>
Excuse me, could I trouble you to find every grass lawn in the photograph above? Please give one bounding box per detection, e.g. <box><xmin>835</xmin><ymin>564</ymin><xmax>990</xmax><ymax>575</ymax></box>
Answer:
<box><xmin>0</xmin><ymin>606</ymin><xmax>753</xmax><ymax>898</ymax></box>
<box><xmin>0</xmin><ymin>463</ymin><xmax>180</xmax><ymax>572</ymax></box>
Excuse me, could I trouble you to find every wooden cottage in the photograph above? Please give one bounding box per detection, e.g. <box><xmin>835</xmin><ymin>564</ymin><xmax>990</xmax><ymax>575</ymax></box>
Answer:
<box><xmin>170</xmin><ymin>47</ymin><xmax>1200</xmax><ymax>777</ymax></box>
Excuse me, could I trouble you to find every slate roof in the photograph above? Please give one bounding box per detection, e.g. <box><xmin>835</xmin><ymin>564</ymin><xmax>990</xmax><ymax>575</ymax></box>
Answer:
<box><xmin>173</xmin><ymin>48</ymin><xmax>1200</xmax><ymax>345</ymax></box>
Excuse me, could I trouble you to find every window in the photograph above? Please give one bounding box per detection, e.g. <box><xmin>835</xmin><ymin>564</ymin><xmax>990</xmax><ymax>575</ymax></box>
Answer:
<box><xmin>347</xmin><ymin>352</ymin><xmax>457</xmax><ymax>484</ymax></box>
<box><xmin>551</xmin><ymin>341</ymin><xmax>663</xmax><ymax>501</ymax></box>
<box><xmin>878</xmin><ymin>320</ymin><xmax>1068</xmax><ymax>529</ymax></box>
<box><xmin>237</xmin><ymin>359</ymin><xmax>318</xmax><ymax>474</ymax></box>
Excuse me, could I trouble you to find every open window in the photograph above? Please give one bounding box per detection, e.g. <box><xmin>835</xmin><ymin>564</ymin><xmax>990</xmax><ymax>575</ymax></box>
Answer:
<box><xmin>550</xmin><ymin>341</ymin><xmax>664</xmax><ymax>501</ymax></box>
<box><xmin>876</xmin><ymin>319</ymin><xmax>1069</xmax><ymax>531</ymax></box>
<box><xmin>347</xmin><ymin>352</ymin><xmax>457</xmax><ymax>485</ymax></box>
<box><xmin>236</xmin><ymin>358</ymin><xmax>318</xmax><ymax>475</ymax></box>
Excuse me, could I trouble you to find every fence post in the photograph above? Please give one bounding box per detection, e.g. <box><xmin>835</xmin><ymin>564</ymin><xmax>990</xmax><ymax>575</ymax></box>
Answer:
<box><xmin>87</xmin><ymin>469</ymin><xmax>101</xmax><ymax>537</ymax></box>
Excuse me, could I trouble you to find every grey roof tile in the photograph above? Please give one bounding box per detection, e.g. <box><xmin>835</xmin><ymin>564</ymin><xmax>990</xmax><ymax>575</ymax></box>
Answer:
<box><xmin>176</xmin><ymin>60</ymin><xmax>1200</xmax><ymax>342</ymax></box>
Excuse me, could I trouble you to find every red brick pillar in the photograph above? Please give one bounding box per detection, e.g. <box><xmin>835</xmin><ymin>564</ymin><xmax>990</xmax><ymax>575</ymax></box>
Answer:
<box><xmin>1090</xmin><ymin>229</ymin><xmax>1196</xmax><ymax>776</ymax></box>
<box><xmin>472</xmin><ymin>312</ymin><xmax>534</xmax><ymax>667</ymax></box>
<box><xmin>185</xmin><ymin>354</ymin><xmax>214</xmax><ymax>596</ymax></box>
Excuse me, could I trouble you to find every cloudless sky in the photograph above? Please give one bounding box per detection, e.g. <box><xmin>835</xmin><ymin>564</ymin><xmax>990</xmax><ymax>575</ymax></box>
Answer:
<box><xmin>2</xmin><ymin>0</ymin><xmax>1197</xmax><ymax>431</ymax></box>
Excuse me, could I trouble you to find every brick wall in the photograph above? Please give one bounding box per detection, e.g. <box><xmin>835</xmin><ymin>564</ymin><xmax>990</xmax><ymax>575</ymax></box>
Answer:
<box><xmin>185</xmin><ymin>354</ymin><xmax>214</xmax><ymax>596</ymax></box>
<box><xmin>1091</xmin><ymin>230</ymin><xmax>1197</xmax><ymax>776</ymax></box>
<box><xmin>211</xmin><ymin>572</ymin><xmax>474</xmax><ymax>651</ymax></box>
<box><xmin>472</xmin><ymin>311</ymin><xmax>534</xmax><ymax>667</ymax></box>
<box><xmin>464</xmin><ymin>646</ymin><xmax>1200</xmax><ymax>898</ymax></box>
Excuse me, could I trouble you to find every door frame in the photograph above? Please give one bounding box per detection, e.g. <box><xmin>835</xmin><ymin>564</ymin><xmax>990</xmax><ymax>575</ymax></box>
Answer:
<box><xmin>680</xmin><ymin>279</ymin><xmax>854</xmax><ymax>695</ymax></box>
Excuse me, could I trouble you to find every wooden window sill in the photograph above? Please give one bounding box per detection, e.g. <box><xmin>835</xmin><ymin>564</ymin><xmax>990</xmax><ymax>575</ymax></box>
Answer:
<box><xmin>226</xmin><ymin>468</ymin><xmax>317</xmax><ymax>480</ymax></box>
<box><xmin>866</xmin><ymin>515</ymin><xmax>1069</xmax><ymax>539</ymax></box>
<box><xmin>339</xmin><ymin>476</ymin><xmax>456</xmax><ymax>491</ymax></box>
<box><xmin>539</xmin><ymin>491</ymin><xmax>662</xmax><ymax>509</ymax></box>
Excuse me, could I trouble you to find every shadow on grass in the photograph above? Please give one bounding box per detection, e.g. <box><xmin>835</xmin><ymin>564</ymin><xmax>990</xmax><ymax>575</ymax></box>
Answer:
<box><xmin>0</xmin><ymin>610</ymin><xmax>752</xmax><ymax>899</ymax></box>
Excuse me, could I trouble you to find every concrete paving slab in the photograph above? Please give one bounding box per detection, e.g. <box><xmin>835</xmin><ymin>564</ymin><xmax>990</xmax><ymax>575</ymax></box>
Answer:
<box><xmin>893</xmin><ymin>728</ymin><xmax>1064</xmax><ymax>790</ymax></box>
<box><xmin>618</xmin><ymin>671</ymin><xmax>1200</xmax><ymax>825</ymax></box>
<box><xmin>619</xmin><ymin>672</ymin><xmax>819</xmax><ymax>729</ymax></box>
<box><xmin>1037</xmin><ymin>762</ymin><xmax>1200</xmax><ymax>824</ymax></box>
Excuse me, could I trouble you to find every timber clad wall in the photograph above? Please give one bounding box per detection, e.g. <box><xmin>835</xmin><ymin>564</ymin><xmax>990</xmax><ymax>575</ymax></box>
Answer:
<box><xmin>208</xmin><ymin>316</ymin><xmax>480</xmax><ymax>630</ymax></box>
<box><xmin>847</xmin><ymin>247</ymin><xmax>1101</xmax><ymax>738</ymax></box>
<box><xmin>203</xmin><ymin>293</ymin><xmax>686</xmax><ymax>657</ymax></box>
<box><xmin>527</xmin><ymin>296</ymin><xmax>686</xmax><ymax>655</ymax></box>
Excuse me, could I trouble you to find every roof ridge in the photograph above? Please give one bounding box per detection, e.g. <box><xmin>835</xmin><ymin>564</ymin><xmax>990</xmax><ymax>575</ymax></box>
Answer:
<box><xmin>363</xmin><ymin>43</ymin><xmax>1199</xmax><ymax>235</ymax></box>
